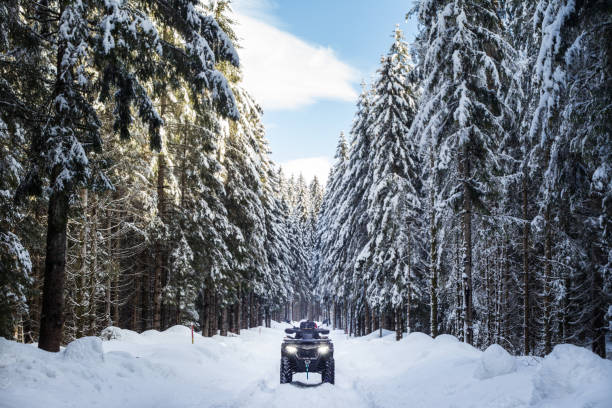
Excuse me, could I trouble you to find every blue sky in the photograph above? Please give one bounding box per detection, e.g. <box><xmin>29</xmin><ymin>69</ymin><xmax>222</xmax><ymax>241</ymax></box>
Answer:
<box><xmin>232</xmin><ymin>0</ymin><xmax>419</xmax><ymax>183</ymax></box>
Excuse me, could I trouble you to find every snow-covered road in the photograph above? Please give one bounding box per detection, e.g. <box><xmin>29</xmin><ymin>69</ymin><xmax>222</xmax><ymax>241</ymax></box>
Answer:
<box><xmin>1</xmin><ymin>322</ymin><xmax>611</xmax><ymax>408</ymax></box>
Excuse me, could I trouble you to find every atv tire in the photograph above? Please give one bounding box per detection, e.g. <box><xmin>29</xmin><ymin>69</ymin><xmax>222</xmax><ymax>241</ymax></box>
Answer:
<box><xmin>322</xmin><ymin>358</ymin><xmax>335</xmax><ymax>384</ymax></box>
<box><xmin>280</xmin><ymin>356</ymin><xmax>292</xmax><ymax>384</ymax></box>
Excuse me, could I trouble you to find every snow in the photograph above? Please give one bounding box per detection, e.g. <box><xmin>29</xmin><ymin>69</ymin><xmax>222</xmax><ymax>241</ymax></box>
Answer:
<box><xmin>63</xmin><ymin>337</ymin><xmax>104</xmax><ymax>363</ymax></box>
<box><xmin>474</xmin><ymin>344</ymin><xmax>517</xmax><ymax>380</ymax></box>
<box><xmin>531</xmin><ymin>344</ymin><xmax>612</xmax><ymax>408</ymax></box>
<box><xmin>1</xmin><ymin>323</ymin><xmax>611</xmax><ymax>408</ymax></box>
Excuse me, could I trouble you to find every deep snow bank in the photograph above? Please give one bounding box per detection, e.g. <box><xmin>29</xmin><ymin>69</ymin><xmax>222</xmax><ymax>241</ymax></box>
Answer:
<box><xmin>474</xmin><ymin>344</ymin><xmax>517</xmax><ymax>379</ymax></box>
<box><xmin>1</xmin><ymin>323</ymin><xmax>611</xmax><ymax>408</ymax></box>
<box><xmin>531</xmin><ymin>344</ymin><xmax>612</xmax><ymax>408</ymax></box>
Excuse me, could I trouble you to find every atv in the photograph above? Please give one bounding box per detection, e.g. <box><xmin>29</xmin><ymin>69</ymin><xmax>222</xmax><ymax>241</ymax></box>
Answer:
<box><xmin>280</xmin><ymin>321</ymin><xmax>334</xmax><ymax>384</ymax></box>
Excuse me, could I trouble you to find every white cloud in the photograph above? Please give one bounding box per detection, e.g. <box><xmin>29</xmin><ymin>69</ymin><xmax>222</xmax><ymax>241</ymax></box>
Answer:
<box><xmin>232</xmin><ymin>2</ymin><xmax>359</xmax><ymax>110</ymax></box>
<box><xmin>281</xmin><ymin>156</ymin><xmax>331</xmax><ymax>185</ymax></box>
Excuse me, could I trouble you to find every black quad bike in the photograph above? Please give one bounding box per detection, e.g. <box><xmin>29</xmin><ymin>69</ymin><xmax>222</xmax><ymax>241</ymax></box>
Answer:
<box><xmin>280</xmin><ymin>321</ymin><xmax>334</xmax><ymax>384</ymax></box>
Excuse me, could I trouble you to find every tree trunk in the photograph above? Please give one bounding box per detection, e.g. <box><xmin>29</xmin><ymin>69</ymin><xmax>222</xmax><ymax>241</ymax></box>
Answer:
<box><xmin>220</xmin><ymin>306</ymin><xmax>228</xmax><ymax>336</ymax></box>
<box><xmin>344</xmin><ymin>303</ymin><xmax>349</xmax><ymax>335</ymax></box>
<box><xmin>113</xmin><ymin>212</ymin><xmax>120</xmax><ymax>326</ymax></box>
<box><xmin>202</xmin><ymin>287</ymin><xmax>210</xmax><ymax>337</ymax></box>
<box><xmin>153</xmin><ymin>153</ymin><xmax>166</xmax><ymax>331</ymax></box>
<box><xmin>241</xmin><ymin>290</ymin><xmax>248</xmax><ymax>330</ymax></box>
<box><xmin>132</xmin><ymin>272</ymin><xmax>140</xmax><ymax>330</ymax></box>
<box><xmin>257</xmin><ymin>302</ymin><xmax>263</xmax><ymax>328</ymax></box>
<box><xmin>455</xmin><ymin>232</ymin><xmax>462</xmax><ymax>340</ymax></box>
<box><xmin>88</xmin><ymin>193</ymin><xmax>98</xmax><ymax>336</ymax></box>
<box><xmin>406</xmin><ymin>283</ymin><xmax>411</xmax><ymax>336</ymax></box>
<box><xmin>105</xmin><ymin>209</ymin><xmax>112</xmax><ymax>327</ymax></box>
<box><xmin>364</xmin><ymin>301</ymin><xmax>370</xmax><ymax>335</ymax></box>
<box><xmin>234</xmin><ymin>302</ymin><xmax>240</xmax><ymax>334</ymax></box>
<box><xmin>460</xmin><ymin>147</ymin><xmax>473</xmax><ymax>345</ymax></box>
<box><xmin>76</xmin><ymin>189</ymin><xmax>88</xmax><ymax>338</ymax></box>
<box><xmin>331</xmin><ymin>302</ymin><xmax>336</xmax><ymax>330</ymax></box>
<box><xmin>175</xmin><ymin>289</ymin><xmax>181</xmax><ymax>326</ymax></box>
<box><xmin>250</xmin><ymin>293</ymin><xmax>257</xmax><ymax>328</ymax></box>
<box><xmin>485</xmin><ymin>253</ymin><xmax>493</xmax><ymax>346</ymax></box>
<box><xmin>543</xmin><ymin>204</ymin><xmax>552</xmax><ymax>355</ymax></box>
<box><xmin>591</xmin><ymin>259</ymin><xmax>606</xmax><ymax>357</ymax></box>
<box><xmin>522</xmin><ymin>177</ymin><xmax>531</xmax><ymax>355</ymax></box>
<box><xmin>395</xmin><ymin>307</ymin><xmax>402</xmax><ymax>341</ymax></box>
<box><xmin>265</xmin><ymin>305</ymin><xmax>271</xmax><ymax>328</ymax></box>
<box><xmin>38</xmin><ymin>187</ymin><xmax>70</xmax><ymax>352</ymax></box>
<box><xmin>141</xmin><ymin>261</ymin><xmax>149</xmax><ymax>331</ymax></box>
<box><xmin>429</xmin><ymin>151</ymin><xmax>438</xmax><ymax>338</ymax></box>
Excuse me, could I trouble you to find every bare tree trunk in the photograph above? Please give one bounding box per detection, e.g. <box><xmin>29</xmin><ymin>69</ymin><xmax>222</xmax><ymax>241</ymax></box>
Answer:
<box><xmin>257</xmin><ymin>302</ymin><xmax>263</xmax><ymax>328</ymax></box>
<box><xmin>454</xmin><ymin>232</ymin><xmax>462</xmax><ymax>340</ymax></box>
<box><xmin>175</xmin><ymin>289</ymin><xmax>181</xmax><ymax>326</ymax></box>
<box><xmin>591</xmin><ymin>258</ymin><xmax>606</xmax><ymax>357</ymax></box>
<box><xmin>502</xmin><ymin>239</ymin><xmax>509</xmax><ymax>342</ymax></box>
<box><xmin>395</xmin><ymin>307</ymin><xmax>402</xmax><ymax>341</ymax></box>
<box><xmin>485</xmin><ymin>253</ymin><xmax>493</xmax><ymax>346</ymax></box>
<box><xmin>344</xmin><ymin>302</ymin><xmax>349</xmax><ymax>334</ymax></box>
<box><xmin>105</xmin><ymin>209</ymin><xmax>112</xmax><ymax>328</ymax></box>
<box><xmin>25</xmin><ymin>215</ymin><xmax>44</xmax><ymax>342</ymax></box>
<box><xmin>249</xmin><ymin>293</ymin><xmax>257</xmax><ymax>328</ymax></box>
<box><xmin>543</xmin><ymin>204</ymin><xmax>552</xmax><ymax>355</ymax></box>
<box><xmin>39</xmin><ymin>185</ymin><xmax>70</xmax><ymax>351</ymax></box>
<box><xmin>233</xmin><ymin>302</ymin><xmax>239</xmax><ymax>334</ymax></box>
<box><xmin>406</xmin><ymin>283</ymin><xmax>411</xmax><ymax>335</ymax></box>
<box><xmin>141</xmin><ymin>261</ymin><xmax>149</xmax><ymax>331</ymax></box>
<box><xmin>460</xmin><ymin>147</ymin><xmax>473</xmax><ymax>345</ymax></box>
<box><xmin>371</xmin><ymin>308</ymin><xmax>376</xmax><ymax>335</ymax></box>
<box><xmin>220</xmin><ymin>306</ymin><xmax>228</xmax><ymax>336</ymax></box>
<box><xmin>332</xmin><ymin>302</ymin><xmax>336</xmax><ymax>330</ymax></box>
<box><xmin>211</xmin><ymin>291</ymin><xmax>218</xmax><ymax>336</ymax></box>
<box><xmin>364</xmin><ymin>301</ymin><xmax>370</xmax><ymax>335</ymax></box>
<box><xmin>88</xmin><ymin>193</ymin><xmax>98</xmax><ymax>336</ymax></box>
<box><xmin>429</xmin><ymin>151</ymin><xmax>438</xmax><ymax>338</ymax></box>
<box><xmin>153</xmin><ymin>153</ymin><xmax>166</xmax><ymax>331</ymax></box>
<box><xmin>76</xmin><ymin>189</ymin><xmax>88</xmax><ymax>338</ymax></box>
<box><xmin>202</xmin><ymin>286</ymin><xmax>210</xmax><ymax>337</ymax></box>
<box><xmin>284</xmin><ymin>302</ymin><xmax>289</xmax><ymax>323</ymax></box>
<box><xmin>350</xmin><ymin>305</ymin><xmax>355</xmax><ymax>337</ymax></box>
<box><xmin>113</xmin><ymin>210</ymin><xmax>120</xmax><ymax>326</ymax></box>
<box><xmin>241</xmin><ymin>290</ymin><xmax>248</xmax><ymax>330</ymax></box>
<box><xmin>132</xmin><ymin>273</ymin><xmax>140</xmax><ymax>330</ymax></box>
<box><xmin>522</xmin><ymin>177</ymin><xmax>531</xmax><ymax>355</ymax></box>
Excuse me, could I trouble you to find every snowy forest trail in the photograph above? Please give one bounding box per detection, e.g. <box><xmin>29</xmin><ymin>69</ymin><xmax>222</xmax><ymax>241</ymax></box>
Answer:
<box><xmin>2</xmin><ymin>322</ymin><xmax>612</xmax><ymax>408</ymax></box>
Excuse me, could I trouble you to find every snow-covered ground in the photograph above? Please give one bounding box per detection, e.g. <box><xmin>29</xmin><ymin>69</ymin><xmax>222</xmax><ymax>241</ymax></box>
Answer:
<box><xmin>1</xmin><ymin>322</ymin><xmax>611</xmax><ymax>408</ymax></box>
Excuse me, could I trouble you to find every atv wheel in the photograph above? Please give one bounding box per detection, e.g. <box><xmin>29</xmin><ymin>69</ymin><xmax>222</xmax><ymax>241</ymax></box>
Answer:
<box><xmin>280</xmin><ymin>356</ymin><xmax>292</xmax><ymax>384</ymax></box>
<box><xmin>322</xmin><ymin>358</ymin><xmax>335</xmax><ymax>384</ymax></box>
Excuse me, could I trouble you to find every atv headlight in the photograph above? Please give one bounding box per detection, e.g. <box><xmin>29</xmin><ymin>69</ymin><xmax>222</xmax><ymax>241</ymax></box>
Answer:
<box><xmin>285</xmin><ymin>345</ymin><xmax>298</xmax><ymax>354</ymax></box>
<box><xmin>318</xmin><ymin>345</ymin><xmax>330</xmax><ymax>355</ymax></box>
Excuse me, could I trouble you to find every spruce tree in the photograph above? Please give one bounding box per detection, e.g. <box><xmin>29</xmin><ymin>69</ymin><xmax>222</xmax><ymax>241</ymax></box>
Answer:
<box><xmin>358</xmin><ymin>27</ymin><xmax>421</xmax><ymax>340</ymax></box>
<box><xmin>3</xmin><ymin>1</ymin><xmax>239</xmax><ymax>351</ymax></box>
<box><xmin>411</xmin><ymin>0</ymin><xmax>515</xmax><ymax>344</ymax></box>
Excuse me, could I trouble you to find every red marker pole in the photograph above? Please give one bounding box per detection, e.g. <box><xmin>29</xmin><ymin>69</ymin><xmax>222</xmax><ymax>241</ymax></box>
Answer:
<box><xmin>191</xmin><ymin>323</ymin><xmax>194</xmax><ymax>344</ymax></box>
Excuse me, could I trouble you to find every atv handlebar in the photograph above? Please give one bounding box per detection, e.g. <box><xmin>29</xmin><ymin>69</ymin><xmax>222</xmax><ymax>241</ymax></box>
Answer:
<box><xmin>284</xmin><ymin>327</ymin><xmax>330</xmax><ymax>335</ymax></box>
